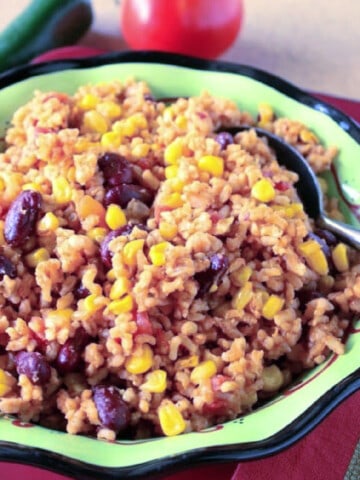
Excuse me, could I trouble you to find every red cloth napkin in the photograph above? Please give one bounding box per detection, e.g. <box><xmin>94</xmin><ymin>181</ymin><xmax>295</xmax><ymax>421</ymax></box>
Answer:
<box><xmin>232</xmin><ymin>391</ymin><xmax>360</xmax><ymax>480</ymax></box>
<box><xmin>1</xmin><ymin>93</ymin><xmax>359</xmax><ymax>480</ymax></box>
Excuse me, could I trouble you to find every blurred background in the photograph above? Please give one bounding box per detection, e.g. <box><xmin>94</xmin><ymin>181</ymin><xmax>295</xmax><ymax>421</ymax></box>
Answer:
<box><xmin>85</xmin><ymin>0</ymin><xmax>360</xmax><ymax>100</ymax></box>
<box><xmin>1</xmin><ymin>0</ymin><xmax>359</xmax><ymax>100</ymax></box>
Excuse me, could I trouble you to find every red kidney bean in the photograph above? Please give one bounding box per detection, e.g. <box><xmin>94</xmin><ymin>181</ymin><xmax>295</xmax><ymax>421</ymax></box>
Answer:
<box><xmin>98</xmin><ymin>153</ymin><xmax>133</xmax><ymax>186</ymax></box>
<box><xmin>314</xmin><ymin>228</ymin><xmax>337</xmax><ymax>247</ymax></box>
<box><xmin>195</xmin><ymin>254</ymin><xmax>229</xmax><ymax>296</ymax></box>
<box><xmin>55</xmin><ymin>328</ymin><xmax>91</xmax><ymax>375</ymax></box>
<box><xmin>93</xmin><ymin>385</ymin><xmax>130</xmax><ymax>433</ymax></box>
<box><xmin>4</xmin><ymin>191</ymin><xmax>42</xmax><ymax>248</ymax></box>
<box><xmin>104</xmin><ymin>184</ymin><xmax>154</xmax><ymax>208</ymax></box>
<box><xmin>15</xmin><ymin>351</ymin><xmax>51</xmax><ymax>385</ymax></box>
<box><xmin>215</xmin><ymin>131</ymin><xmax>234</xmax><ymax>150</ymax></box>
<box><xmin>0</xmin><ymin>255</ymin><xmax>17</xmax><ymax>279</ymax></box>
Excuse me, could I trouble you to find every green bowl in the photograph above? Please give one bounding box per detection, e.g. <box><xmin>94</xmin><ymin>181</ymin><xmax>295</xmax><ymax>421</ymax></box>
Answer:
<box><xmin>0</xmin><ymin>51</ymin><xmax>359</xmax><ymax>480</ymax></box>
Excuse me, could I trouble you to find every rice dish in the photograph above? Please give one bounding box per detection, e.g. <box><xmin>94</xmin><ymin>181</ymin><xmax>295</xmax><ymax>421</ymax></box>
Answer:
<box><xmin>0</xmin><ymin>78</ymin><xmax>358</xmax><ymax>440</ymax></box>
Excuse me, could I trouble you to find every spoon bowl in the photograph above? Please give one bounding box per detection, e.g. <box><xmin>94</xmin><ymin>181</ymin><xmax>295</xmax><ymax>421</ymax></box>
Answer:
<box><xmin>223</xmin><ymin>126</ymin><xmax>360</xmax><ymax>249</ymax></box>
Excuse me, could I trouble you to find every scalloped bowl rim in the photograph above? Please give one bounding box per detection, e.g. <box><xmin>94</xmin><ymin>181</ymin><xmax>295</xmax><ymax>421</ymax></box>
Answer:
<box><xmin>0</xmin><ymin>51</ymin><xmax>359</xmax><ymax>480</ymax></box>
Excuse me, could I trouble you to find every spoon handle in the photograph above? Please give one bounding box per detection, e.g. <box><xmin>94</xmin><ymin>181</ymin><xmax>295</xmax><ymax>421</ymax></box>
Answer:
<box><xmin>318</xmin><ymin>214</ymin><xmax>360</xmax><ymax>250</ymax></box>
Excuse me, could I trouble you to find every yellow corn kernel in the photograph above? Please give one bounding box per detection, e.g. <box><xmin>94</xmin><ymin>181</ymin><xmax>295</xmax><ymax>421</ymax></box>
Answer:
<box><xmin>78</xmin><ymin>93</ymin><xmax>99</xmax><ymax>110</ymax></box>
<box><xmin>83</xmin><ymin>110</ymin><xmax>108</xmax><ymax>134</ymax></box>
<box><xmin>149</xmin><ymin>242</ymin><xmax>170</xmax><ymax>267</ymax></box>
<box><xmin>131</xmin><ymin>143</ymin><xmax>150</xmax><ymax>158</ymax></box>
<box><xmin>110</xmin><ymin>277</ymin><xmax>131</xmax><ymax>300</ymax></box>
<box><xmin>165</xmin><ymin>165</ymin><xmax>179</xmax><ymax>179</ymax></box>
<box><xmin>97</xmin><ymin>101</ymin><xmax>122</xmax><ymax>119</ymax></box>
<box><xmin>115</xmin><ymin>114</ymin><xmax>147</xmax><ymax>137</ymax></box>
<box><xmin>284</xmin><ymin>203</ymin><xmax>303</xmax><ymax>218</ymax></box>
<box><xmin>0</xmin><ymin>177</ymin><xmax>5</xmax><ymax>191</ymax></box>
<box><xmin>251</xmin><ymin>178</ymin><xmax>275</xmax><ymax>203</ymax></box>
<box><xmin>175</xmin><ymin>114</ymin><xmax>187</xmax><ymax>129</ymax></box>
<box><xmin>105</xmin><ymin>204</ymin><xmax>127</xmax><ymax>230</ymax></box>
<box><xmin>130</xmin><ymin>113</ymin><xmax>148</xmax><ymax>129</ymax></box>
<box><xmin>159</xmin><ymin>222</ymin><xmax>177</xmax><ymax>241</ymax></box>
<box><xmin>22</xmin><ymin>182</ymin><xmax>42</xmax><ymax>192</ymax></box>
<box><xmin>37</xmin><ymin>212</ymin><xmax>59</xmax><ymax>233</ymax></box>
<box><xmin>230</xmin><ymin>266</ymin><xmax>252</xmax><ymax>287</ymax></box>
<box><xmin>167</xmin><ymin>178</ymin><xmax>185</xmax><ymax>193</ymax></box>
<box><xmin>52</xmin><ymin>176</ymin><xmax>72</xmax><ymax>203</ymax></box>
<box><xmin>0</xmin><ymin>384</ymin><xmax>11</xmax><ymax>396</ymax></box>
<box><xmin>161</xmin><ymin>192</ymin><xmax>183</xmax><ymax>209</ymax></box>
<box><xmin>125</xmin><ymin>344</ymin><xmax>153</xmax><ymax>374</ymax></box>
<box><xmin>77</xmin><ymin>195</ymin><xmax>106</xmax><ymax>226</ymax></box>
<box><xmin>164</xmin><ymin>138</ymin><xmax>183</xmax><ymax>165</ymax></box>
<box><xmin>190</xmin><ymin>360</ymin><xmax>217</xmax><ymax>384</ymax></box>
<box><xmin>0</xmin><ymin>370</ymin><xmax>9</xmax><ymax>383</ymax></box>
<box><xmin>158</xmin><ymin>400</ymin><xmax>186</xmax><ymax>437</ymax></box>
<box><xmin>108</xmin><ymin>295</ymin><xmax>134</xmax><ymax>315</ymax></box>
<box><xmin>198</xmin><ymin>155</ymin><xmax>224</xmax><ymax>177</ymax></box>
<box><xmin>332</xmin><ymin>243</ymin><xmax>349</xmax><ymax>272</ymax></box>
<box><xmin>262</xmin><ymin>295</ymin><xmax>285</xmax><ymax>320</ymax></box>
<box><xmin>308</xmin><ymin>250</ymin><xmax>329</xmax><ymax>276</ymax></box>
<box><xmin>0</xmin><ymin>369</ymin><xmax>13</xmax><ymax>397</ymax></box>
<box><xmin>106</xmin><ymin>269</ymin><xmax>117</xmax><ymax>281</ymax></box>
<box><xmin>141</xmin><ymin>369</ymin><xmax>167</xmax><ymax>393</ymax></box>
<box><xmin>83</xmin><ymin>294</ymin><xmax>103</xmax><ymax>314</ymax></box>
<box><xmin>232</xmin><ymin>281</ymin><xmax>253</xmax><ymax>311</ymax></box>
<box><xmin>298</xmin><ymin>240</ymin><xmax>329</xmax><ymax>275</ymax></box>
<box><xmin>257</xmin><ymin>103</ymin><xmax>274</xmax><ymax>125</ymax></box>
<box><xmin>25</xmin><ymin>247</ymin><xmax>50</xmax><ymax>268</ymax></box>
<box><xmin>0</xmin><ymin>382</ymin><xmax>10</xmax><ymax>396</ymax></box>
<box><xmin>100</xmin><ymin>131</ymin><xmax>122</xmax><ymax>149</ymax></box>
<box><xmin>67</xmin><ymin>166</ymin><xmax>76</xmax><ymax>183</ymax></box>
<box><xmin>299</xmin><ymin>128</ymin><xmax>318</xmax><ymax>144</ymax></box>
<box><xmin>113</xmin><ymin>119</ymin><xmax>134</xmax><ymax>137</ymax></box>
<box><xmin>122</xmin><ymin>118</ymin><xmax>137</xmax><ymax>136</ymax></box>
<box><xmin>123</xmin><ymin>239</ymin><xmax>145</xmax><ymax>267</ymax></box>
<box><xmin>162</xmin><ymin>106</ymin><xmax>174</xmax><ymax>122</ymax></box>
<box><xmin>262</xmin><ymin>365</ymin><xmax>284</xmax><ymax>392</ymax></box>
<box><xmin>298</xmin><ymin>240</ymin><xmax>321</xmax><ymax>257</ymax></box>
<box><xmin>87</xmin><ymin>227</ymin><xmax>107</xmax><ymax>243</ymax></box>
<box><xmin>176</xmin><ymin>355</ymin><xmax>199</xmax><ymax>369</ymax></box>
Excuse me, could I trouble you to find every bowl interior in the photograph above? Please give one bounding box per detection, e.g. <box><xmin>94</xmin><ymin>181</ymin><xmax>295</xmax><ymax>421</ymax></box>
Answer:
<box><xmin>0</xmin><ymin>59</ymin><xmax>359</xmax><ymax>471</ymax></box>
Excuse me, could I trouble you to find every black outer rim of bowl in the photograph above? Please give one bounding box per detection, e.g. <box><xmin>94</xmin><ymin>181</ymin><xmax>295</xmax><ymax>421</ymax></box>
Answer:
<box><xmin>0</xmin><ymin>51</ymin><xmax>359</xmax><ymax>479</ymax></box>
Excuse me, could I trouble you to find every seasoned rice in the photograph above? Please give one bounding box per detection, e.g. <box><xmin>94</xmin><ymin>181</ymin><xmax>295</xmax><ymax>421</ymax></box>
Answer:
<box><xmin>0</xmin><ymin>78</ymin><xmax>358</xmax><ymax>439</ymax></box>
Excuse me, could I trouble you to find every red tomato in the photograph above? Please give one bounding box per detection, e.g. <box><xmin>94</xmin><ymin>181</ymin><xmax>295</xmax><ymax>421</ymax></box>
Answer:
<box><xmin>120</xmin><ymin>0</ymin><xmax>244</xmax><ymax>59</ymax></box>
<box><xmin>31</xmin><ymin>46</ymin><xmax>107</xmax><ymax>64</ymax></box>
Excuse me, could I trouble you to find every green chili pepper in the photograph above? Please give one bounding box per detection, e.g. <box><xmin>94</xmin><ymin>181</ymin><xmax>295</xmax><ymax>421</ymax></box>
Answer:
<box><xmin>0</xmin><ymin>0</ymin><xmax>93</xmax><ymax>72</ymax></box>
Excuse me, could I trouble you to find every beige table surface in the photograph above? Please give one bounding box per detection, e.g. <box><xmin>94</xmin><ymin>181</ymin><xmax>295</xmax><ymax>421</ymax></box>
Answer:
<box><xmin>2</xmin><ymin>0</ymin><xmax>360</xmax><ymax>100</ymax></box>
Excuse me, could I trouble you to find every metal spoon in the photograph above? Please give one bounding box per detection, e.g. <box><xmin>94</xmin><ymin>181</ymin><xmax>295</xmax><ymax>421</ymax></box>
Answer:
<box><xmin>223</xmin><ymin>126</ymin><xmax>360</xmax><ymax>249</ymax></box>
